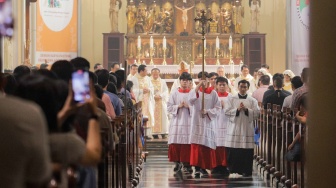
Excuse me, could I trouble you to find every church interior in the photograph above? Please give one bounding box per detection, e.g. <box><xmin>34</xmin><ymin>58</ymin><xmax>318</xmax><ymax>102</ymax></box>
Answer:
<box><xmin>1</xmin><ymin>0</ymin><xmax>336</xmax><ymax>187</ymax></box>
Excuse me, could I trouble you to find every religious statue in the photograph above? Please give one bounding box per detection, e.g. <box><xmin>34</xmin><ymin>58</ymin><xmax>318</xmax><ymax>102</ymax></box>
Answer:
<box><xmin>249</xmin><ymin>0</ymin><xmax>260</xmax><ymax>33</ymax></box>
<box><xmin>220</xmin><ymin>2</ymin><xmax>233</xmax><ymax>34</ymax></box>
<box><xmin>126</xmin><ymin>0</ymin><xmax>137</xmax><ymax>34</ymax></box>
<box><xmin>109</xmin><ymin>0</ymin><xmax>122</xmax><ymax>33</ymax></box>
<box><xmin>232</xmin><ymin>1</ymin><xmax>244</xmax><ymax>34</ymax></box>
<box><xmin>175</xmin><ymin>4</ymin><xmax>195</xmax><ymax>32</ymax></box>
<box><xmin>162</xmin><ymin>10</ymin><xmax>173</xmax><ymax>33</ymax></box>
<box><xmin>135</xmin><ymin>9</ymin><xmax>145</xmax><ymax>33</ymax></box>
<box><xmin>152</xmin><ymin>9</ymin><xmax>164</xmax><ymax>34</ymax></box>
<box><xmin>194</xmin><ymin>10</ymin><xmax>202</xmax><ymax>34</ymax></box>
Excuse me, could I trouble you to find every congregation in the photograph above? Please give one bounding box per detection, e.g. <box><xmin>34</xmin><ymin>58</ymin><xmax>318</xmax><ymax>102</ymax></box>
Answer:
<box><xmin>0</xmin><ymin>57</ymin><xmax>309</xmax><ymax>187</ymax></box>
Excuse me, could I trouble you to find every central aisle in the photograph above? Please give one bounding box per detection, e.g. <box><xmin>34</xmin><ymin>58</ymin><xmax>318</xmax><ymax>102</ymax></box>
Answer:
<box><xmin>139</xmin><ymin>155</ymin><xmax>270</xmax><ymax>188</ymax></box>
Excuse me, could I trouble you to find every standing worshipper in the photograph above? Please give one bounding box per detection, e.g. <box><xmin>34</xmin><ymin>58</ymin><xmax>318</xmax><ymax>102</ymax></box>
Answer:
<box><xmin>224</xmin><ymin>79</ymin><xmax>260</xmax><ymax>177</ymax></box>
<box><xmin>189</xmin><ymin>72</ymin><xmax>221</xmax><ymax>178</ymax></box>
<box><xmin>283</xmin><ymin>70</ymin><xmax>295</xmax><ymax>93</ymax></box>
<box><xmin>212</xmin><ymin>77</ymin><xmax>231</xmax><ymax>176</ymax></box>
<box><xmin>131</xmin><ymin>65</ymin><xmax>155</xmax><ymax>139</ymax></box>
<box><xmin>291</xmin><ymin>68</ymin><xmax>309</xmax><ymax>110</ymax></box>
<box><xmin>167</xmin><ymin>72</ymin><xmax>193</xmax><ymax>174</ymax></box>
<box><xmin>150</xmin><ymin>68</ymin><xmax>169</xmax><ymax>138</ymax></box>
<box><xmin>262</xmin><ymin>76</ymin><xmax>290</xmax><ymax>110</ymax></box>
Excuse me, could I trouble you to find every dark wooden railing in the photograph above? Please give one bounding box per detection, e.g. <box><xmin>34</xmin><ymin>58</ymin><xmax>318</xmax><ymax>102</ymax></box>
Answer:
<box><xmin>254</xmin><ymin>103</ymin><xmax>306</xmax><ymax>188</ymax></box>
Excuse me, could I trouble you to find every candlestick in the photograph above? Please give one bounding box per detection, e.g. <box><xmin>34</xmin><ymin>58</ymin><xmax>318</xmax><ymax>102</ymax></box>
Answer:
<box><xmin>216</xmin><ymin>49</ymin><xmax>220</xmax><ymax>65</ymax></box>
<box><xmin>229</xmin><ymin>35</ymin><xmax>232</xmax><ymax>50</ymax></box>
<box><xmin>150</xmin><ymin>47</ymin><xmax>154</xmax><ymax>65</ymax></box>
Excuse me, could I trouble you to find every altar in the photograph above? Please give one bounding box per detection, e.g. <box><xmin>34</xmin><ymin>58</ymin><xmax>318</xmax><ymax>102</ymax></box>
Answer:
<box><xmin>124</xmin><ymin>0</ymin><xmax>245</xmax><ymax>76</ymax></box>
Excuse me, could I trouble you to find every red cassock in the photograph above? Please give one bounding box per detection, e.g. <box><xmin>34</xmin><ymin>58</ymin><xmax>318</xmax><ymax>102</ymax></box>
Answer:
<box><xmin>190</xmin><ymin>144</ymin><xmax>217</xmax><ymax>169</ymax></box>
<box><xmin>168</xmin><ymin>144</ymin><xmax>191</xmax><ymax>163</ymax></box>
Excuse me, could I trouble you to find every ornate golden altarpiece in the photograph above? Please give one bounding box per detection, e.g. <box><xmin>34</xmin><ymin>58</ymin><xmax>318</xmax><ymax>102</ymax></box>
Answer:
<box><xmin>125</xmin><ymin>0</ymin><xmax>244</xmax><ymax>79</ymax></box>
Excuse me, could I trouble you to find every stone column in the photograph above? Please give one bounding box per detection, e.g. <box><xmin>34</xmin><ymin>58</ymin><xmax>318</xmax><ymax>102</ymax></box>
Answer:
<box><xmin>308</xmin><ymin>1</ymin><xmax>336</xmax><ymax>187</ymax></box>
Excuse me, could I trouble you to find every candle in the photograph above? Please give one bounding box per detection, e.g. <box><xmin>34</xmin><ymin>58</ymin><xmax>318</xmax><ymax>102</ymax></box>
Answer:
<box><xmin>204</xmin><ymin>38</ymin><xmax>206</xmax><ymax>49</ymax></box>
<box><xmin>183</xmin><ymin>0</ymin><xmax>187</xmax><ymax>3</ymax></box>
<box><xmin>150</xmin><ymin>36</ymin><xmax>153</xmax><ymax>48</ymax></box>
<box><xmin>163</xmin><ymin>36</ymin><xmax>166</xmax><ymax>49</ymax></box>
<box><xmin>137</xmin><ymin>36</ymin><xmax>141</xmax><ymax>48</ymax></box>
<box><xmin>216</xmin><ymin>36</ymin><xmax>219</xmax><ymax>49</ymax></box>
<box><xmin>229</xmin><ymin>35</ymin><xmax>232</xmax><ymax>49</ymax></box>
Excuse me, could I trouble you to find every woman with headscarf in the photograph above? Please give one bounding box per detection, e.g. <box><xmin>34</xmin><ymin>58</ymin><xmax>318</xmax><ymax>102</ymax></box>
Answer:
<box><xmin>283</xmin><ymin>70</ymin><xmax>295</xmax><ymax>93</ymax></box>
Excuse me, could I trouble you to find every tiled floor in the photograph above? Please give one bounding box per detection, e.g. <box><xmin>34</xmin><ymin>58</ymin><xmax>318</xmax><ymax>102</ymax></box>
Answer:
<box><xmin>139</xmin><ymin>155</ymin><xmax>270</xmax><ymax>188</ymax></box>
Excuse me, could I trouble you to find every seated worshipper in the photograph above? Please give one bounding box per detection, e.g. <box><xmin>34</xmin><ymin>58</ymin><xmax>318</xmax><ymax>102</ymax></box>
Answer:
<box><xmin>126</xmin><ymin>80</ymin><xmax>137</xmax><ymax>102</ymax></box>
<box><xmin>283</xmin><ymin>70</ymin><xmax>295</xmax><ymax>93</ymax></box>
<box><xmin>0</xmin><ymin>74</ymin><xmax>50</xmax><ymax>188</ymax></box>
<box><xmin>224</xmin><ymin>80</ymin><xmax>260</xmax><ymax>178</ymax></box>
<box><xmin>170</xmin><ymin>61</ymin><xmax>196</xmax><ymax>93</ymax></box>
<box><xmin>287</xmin><ymin>95</ymin><xmax>308</xmax><ymax>161</ymax></box>
<box><xmin>13</xmin><ymin>65</ymin><xmax>31</xmax><ymax>82</ymax></box>
<box><xmin>167</xmin><ymin>72</ymin><xmax>193</xmax><ymax>174</ymax></box>
<box><xmin>189</xmin><ymin>72</ymin><xmax>221</xmax><ymax>178</ymax></box>
<box><xmin>282</xmin><ymin>76</ymin><xmax>303</xmax><ymax>109</ymax></box>
<box><xmin>263</xmin><ymin>76</ymin><xmax>291</xmax><ymax>110</ymax></box>
<box><xmin>96</xmin><ymin>69</ymin><xmax>122</xmax><ymax>115</ymax></box>
<box><xmin>15</xmin><ymin>74</ymin><xmax>102</xmax><ymax>187</ymax></box>
<box><xmin>252</xmin><ymin>75</ymin><xmax>270</xmax><ymax>103</ymax></box>
<box><xmin>291</xmin><ymin>68</ymin><xmax>309</xmax><ymax>110</ymax></box>
<box><xmin>212</xmin><ymin>77</ymin><xmax>231</xmax><ymax>176</ymax></box>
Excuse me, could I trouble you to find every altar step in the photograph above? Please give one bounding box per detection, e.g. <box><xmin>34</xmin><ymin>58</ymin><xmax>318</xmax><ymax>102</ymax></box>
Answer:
<box><xmin>145</xmin><ymin>138</ymin><xmax>168</xmax><ymax>156</ymax></box>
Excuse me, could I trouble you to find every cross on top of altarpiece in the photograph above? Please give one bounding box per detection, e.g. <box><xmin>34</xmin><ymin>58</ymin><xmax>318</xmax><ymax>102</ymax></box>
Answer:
<box><xmin>194</xmin><ymin>10</ymin><xmax>212</xmax><ymax>35</ymax></box>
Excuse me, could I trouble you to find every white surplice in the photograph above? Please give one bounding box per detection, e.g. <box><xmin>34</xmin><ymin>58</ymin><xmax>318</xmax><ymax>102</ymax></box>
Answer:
<box><xmin>131</xmin><ymin>74</ymin><xmax>155</xmax><ymax>130</ymax></box>
<box><xmin>216</xmin><ymin>93</ymin><xmax>232</xmax><ymax>147</ymax></box>
<box><xmin>224</xmin><ymin>94</ymin><xmax>260</xmax><ymax>149</ymax></box>
<box><xmin>167</xmin><ymin>89</ymin><xmax>192</xmax><ymax>144</ymax></box>
<box><xmin>188</xmin><ymin>89</ymin><xmax>221</xmax><ymax>149</ymax></box>
<box><xmin>151</xmin><ymin>77</ymin><xmax>169</xmax><ymax>134</ymax></box>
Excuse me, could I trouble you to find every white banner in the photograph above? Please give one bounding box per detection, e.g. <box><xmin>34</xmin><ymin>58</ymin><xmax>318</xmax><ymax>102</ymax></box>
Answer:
<box><xmin>290</xmin><ymin>0</ymin><xmax>310</xmax><ymax>75</ymax></box>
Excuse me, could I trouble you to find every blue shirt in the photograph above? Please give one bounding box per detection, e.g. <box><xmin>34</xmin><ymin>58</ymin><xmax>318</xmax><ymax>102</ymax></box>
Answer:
<box><xmin>103</xmin><ymin>90</ymin><xmax>122</xmax><ymax>116</ymax></box>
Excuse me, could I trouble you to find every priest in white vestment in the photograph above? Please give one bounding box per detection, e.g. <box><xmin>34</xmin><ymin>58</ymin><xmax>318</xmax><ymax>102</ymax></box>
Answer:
<box><xmin>224</xmin><ymin>79</ymin><xmax>260</xmax><ymax>177</ymax></box>
<box><xmin>167</xmin><ymin>72</ymin><xmax>193</xmax><ymax>173</ymax></box>
<box><xmin>233</xmin><ymin>65</ymin><xmax>256</xmax><ymax>95</ymax></box>
<box><xmin>212</xmin><ymin>77</ymin><xmax>231</xmax><ymax>175</ymax></box>
<box><xmin>217</xmin><ymin>66</ymin><xmax>235</xmax><ymax>94</ymax></box>
<box><xmin>127</xmin><ymin>64</ymin><xmax>138</xmax><ymax>80</ymax></box>
<box><xmin>131</xmin><ymin>65</ymin><xmax>155</xmax><ymax>138</ymax></box>
<box><xmin>150</xmin><ymin>68</ymin><xmax>169</xmax><ymax>138</ymax></box>
<box><xmin>189</xmin><ymin>74</ymin><xmax>221</xmax><ymax>178</ymax></box>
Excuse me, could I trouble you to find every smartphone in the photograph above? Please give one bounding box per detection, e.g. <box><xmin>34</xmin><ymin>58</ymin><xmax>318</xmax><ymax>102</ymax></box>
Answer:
<box><xmin>72</xmin><ymin>70</ymin><xmax>90</xmax><ymax>103</ymax></box>
<box><xmin>0</xmin><ymin>0</ymin><xmax>14</xmax><ymax>37</ymax></box>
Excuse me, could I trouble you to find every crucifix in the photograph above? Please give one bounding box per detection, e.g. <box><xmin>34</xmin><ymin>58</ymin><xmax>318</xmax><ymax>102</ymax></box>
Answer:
<box><xmin>194</xmin><ymin>10</ymin><xmax>212</xmax><ymax>118</ymax></box>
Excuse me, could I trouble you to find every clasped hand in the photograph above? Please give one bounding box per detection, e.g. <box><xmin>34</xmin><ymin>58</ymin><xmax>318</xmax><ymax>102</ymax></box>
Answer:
<box><xmin>178</xmin><ymin>101</ymin><xmax>189</xmax><ymax>109</ymax></box>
